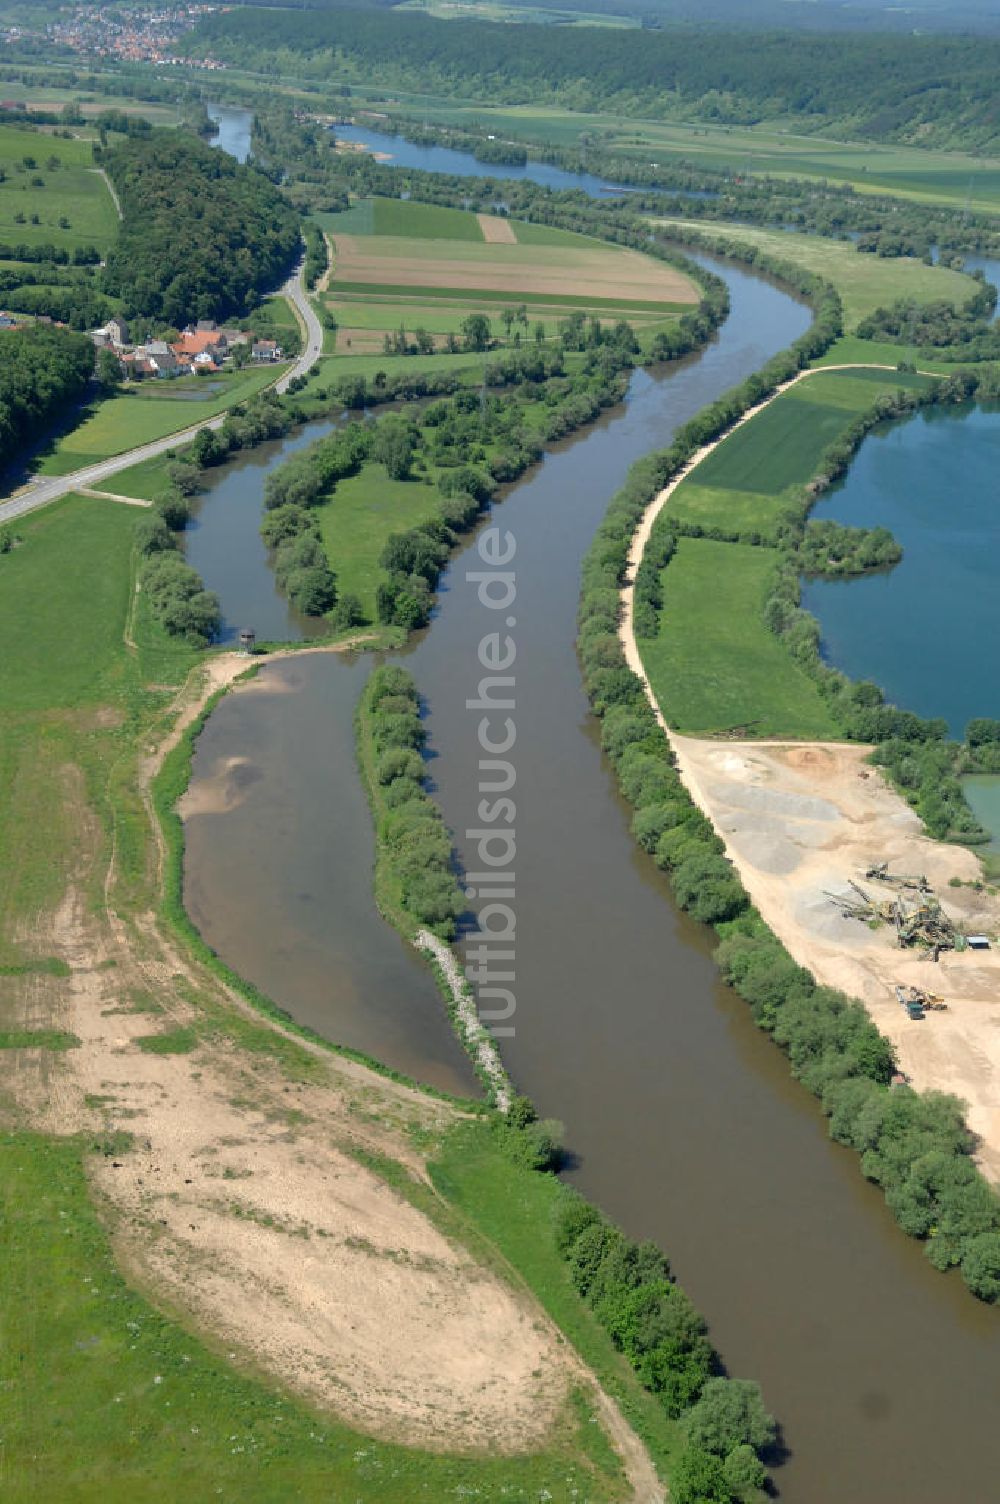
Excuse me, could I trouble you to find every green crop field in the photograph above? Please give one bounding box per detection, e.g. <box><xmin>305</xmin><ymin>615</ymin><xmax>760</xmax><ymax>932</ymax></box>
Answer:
<box><xmin>371</xmin><ymin>195</ymin><xmax>485</xmax><ymax>239</ymax></box>
<box><xmin>643</xmin><ymin>538</ymin><xmax>841</xmax><ymax>738</ymax></box>
<box><xmin>690</xmin><ymin>369</ymin><xmax>933</xmax><ymax>498</ymax></box>
<box><xmin>0</xmin><ymin>123</ymin><xmax>119</xmax><ymax>255</ymax></box>
<box><xmin>659</xmin><ymin>220</ymin><xmax>981</xmax><ymax>330</ymax></box>
<box><xmin>34</xmin><ymin>368</ymin><xmax>279</xmax><ymax>476</ymax></box>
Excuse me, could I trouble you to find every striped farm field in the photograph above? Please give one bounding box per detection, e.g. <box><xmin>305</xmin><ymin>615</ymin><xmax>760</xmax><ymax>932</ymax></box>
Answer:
<box><xmin>318</xmin><ymin>194</ymin><xmax>697</xmax><ymax>368</ymax></box>
<box><xmin>331</xmin><ymin>232</ymin><xmax>699</xmax><ymax>304</ymax></box>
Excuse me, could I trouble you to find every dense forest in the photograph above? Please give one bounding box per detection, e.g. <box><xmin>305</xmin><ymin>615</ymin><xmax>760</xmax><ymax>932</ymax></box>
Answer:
<box><xmin>189</xmin><ymin>10</ymin><xmax>1000</xmax><ymax>145</ymax></box>
<box><xmin>0</xmin><ymin>324</ymin><xmax>94</xmax><ymax>469</ymax></box>
<box><xmin>99</xmin><ymin>132</ymin><xmax>301</xmax><ymax>325</ymax></box>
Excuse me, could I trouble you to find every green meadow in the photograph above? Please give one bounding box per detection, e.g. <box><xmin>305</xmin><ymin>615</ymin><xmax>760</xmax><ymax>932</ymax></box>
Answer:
<box><xmin>315</xmin><ymin>464</ymin><xmax>444</xmax><ymax>616</ymax></box>
<box><xmin>658</xmin><ymin>220</ymin><xmax>980</xmax><ymax>330</ymax></box>
<box><xmin>35</xmin><ymin>368</ymin><xmax>279</xmax><ymax>476</ymax></box>
<box><xmin>643</xmin><ymin>538</ymin><xmax>841</xmax><ymax>738</ymax></box>
<box><xmin>0</xmin><ymin>123</ymin><xmax>119</xmax><ymax>255</ymax></box>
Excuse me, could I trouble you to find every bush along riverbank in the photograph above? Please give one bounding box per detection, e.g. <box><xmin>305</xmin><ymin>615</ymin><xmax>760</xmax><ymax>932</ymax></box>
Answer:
<box><xmin>356</xmin><ymin>664</ymin><xmax>780</xmax><ymax>1500</ymax></box>
<box><xmin>582</xmin><ymin>364</ymin><xmax>1000</xmax><ymax>1301</ymax></box>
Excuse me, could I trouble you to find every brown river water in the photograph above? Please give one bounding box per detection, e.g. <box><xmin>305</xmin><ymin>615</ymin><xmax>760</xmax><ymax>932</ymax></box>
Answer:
<box><xmin>182</xmin><ymin>257</ymin><xmax>1000</xmax><ymax>1502</ymax></box>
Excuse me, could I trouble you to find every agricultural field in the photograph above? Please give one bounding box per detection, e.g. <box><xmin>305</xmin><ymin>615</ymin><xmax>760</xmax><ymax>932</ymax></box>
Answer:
<box><xmin>646</xmin><ymin>365</ymin><xmax>936</xmax><ymax>737</ymax></box>
<box><xmin>0</xmin><ymin>121</ymin><xmax>119</xmax><ymax>256</ymax></box>
<box><xmin>318</xmin><ymin>196</ymin><xmax>696</xmax><ymax>358</ymax></box>
<box><xmin>642</xmin><ymin>537</ymin><xmax>841</xmax><ymax>738</ymax></box>
<box><xmin>658</xmin><ymin>220</ymin><xmax>981</xmax><ymax>330</ymax></box>
<box><xmin>662</xmin><ymin>367</ymin><xmax>936</xmax><ymax>538</ymax></box>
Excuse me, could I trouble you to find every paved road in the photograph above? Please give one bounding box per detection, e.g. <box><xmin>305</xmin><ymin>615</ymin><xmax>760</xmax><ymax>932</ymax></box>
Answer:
<box><xmin>0</xmin><ymin>259</ymin><xmax>321</xmax><ymax>527</ymax></box>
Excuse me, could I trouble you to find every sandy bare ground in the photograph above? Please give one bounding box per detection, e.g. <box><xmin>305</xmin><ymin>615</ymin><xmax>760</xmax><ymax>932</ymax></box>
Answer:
<box><xmin>2</xmin><ymin>646</ymin><xmax>663</xmax><ymax>1495</ymax></box>
<box><xmin>332</xmin><ymin>233</ymin><xmax>699</xmax><ymax>303</ymax></box>
<box><xmin>672</xmin><ymin>738</ymin><xmax>1000</xmax><ymax>1180</ymax></box>
<box><xmin>478</xmin><ymin>213</ymin><xmax>518</xmax><ymax>243</ymax></box>
<box><xmin>619</xmin><ymin>364</ymin><xmax>1000</xmax><ymax>1183</ymax></box>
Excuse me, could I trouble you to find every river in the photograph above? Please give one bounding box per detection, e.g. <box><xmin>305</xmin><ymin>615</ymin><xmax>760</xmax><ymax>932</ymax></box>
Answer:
<box><xmin>187</xmin><ymin>128</ymin><xmax>1000</xmax><ymax>1501</ymax></box>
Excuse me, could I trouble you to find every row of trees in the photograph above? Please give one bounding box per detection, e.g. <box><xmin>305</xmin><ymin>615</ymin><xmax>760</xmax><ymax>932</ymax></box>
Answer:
<box><xmin>554</xmin><ymin>1190</ymin><xmax>775</xmax><ymax>1503</ymax></box>
<box><xmin>0</xmin><ymin>325</ymin><xmax>94</xmax><ymax>470</ymax></box>
<box><xmin>100</xmin><ymin>131</ymin><xmax>301</xmax><ymax>325</ymax></box>
<box><xmin>135</xmin><ymin>508</ymin><xmax>221</xmax><ymax>648</ymax></box>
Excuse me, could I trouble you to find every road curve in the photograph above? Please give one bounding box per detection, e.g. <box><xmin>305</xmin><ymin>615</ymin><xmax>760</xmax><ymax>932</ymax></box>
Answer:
<box><xmin>0</xmin><ymin>258</ymin><xmax>321</xmax><ymax>527</ymax></box>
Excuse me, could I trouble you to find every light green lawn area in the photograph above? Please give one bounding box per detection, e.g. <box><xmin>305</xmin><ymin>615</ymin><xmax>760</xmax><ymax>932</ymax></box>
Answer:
<box><xmin>658</xmin><ymin>220</ymin><xmax>980</xmax><ymax>330</ymax></box>
<box><xmin>0</xmin><ymin>494</ymin><xmax>135</xmax><ymax>712</ymax></box>
<box><xmin>298</xmin><ymin>349</ymin><xmax>487</xmax><ymax>395</ymax></box>
<box><xmin>316</xmin><ymin>463</ymin><xmax>443</xmax><ymax>615</ymax></box>
<box><xmin>107</xmin><ymin>451</ymin><xmax>182</xmax><ymax>503</ymax></box>
<box><xmin>255</xmin><ymin>292</ymin><xmax>298</xmax><ymax>329</ymax></box>
<box><xmin>0</xmin><ymin>1129</ymin><xmax>626</xmax><ymax>1504</ymax></box>
<box><xmin>35</xmin><ymin>368</ymin><xmax>280</xmax><ymax>476</ymax></box>
<box><xmin>643</xmin><ymin>537</ymin><xmax>841</xmax><ymax>738</ymax></box>
<box><xmin>0</xmin><ymin>493</ymin><xmax>195</xmax><ymax>943</ymax></box>
<box><xmin>0</xmin><ymin>124</ymin><xmax>118</xmax><ymax>254</ymax></box>
<box><xmin>812</xmin><ymin>334</ymin><xmax>989</xmax><ymax>375</ymax></box>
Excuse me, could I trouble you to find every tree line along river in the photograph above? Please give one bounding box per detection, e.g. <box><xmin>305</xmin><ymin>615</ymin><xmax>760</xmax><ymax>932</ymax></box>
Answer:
<box><xmin>185</xmin><ymin>114</ymin><xmax>1000</xmax><ymax>1502</ymax></box>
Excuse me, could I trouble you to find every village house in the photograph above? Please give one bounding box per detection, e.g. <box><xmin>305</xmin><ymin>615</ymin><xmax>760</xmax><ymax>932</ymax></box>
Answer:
<box><xmin>171</xmin><ymin>327</ymin><xmax>229</xmax><ymax>364</ymax></box>
<box><xmin>251</xmin><ymin>338</ymin><xmax>282</xmax><ymax>362</ymax></box>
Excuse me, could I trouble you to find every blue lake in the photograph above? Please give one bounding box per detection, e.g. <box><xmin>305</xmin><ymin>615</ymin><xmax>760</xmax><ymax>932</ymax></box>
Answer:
<box><xmin>802</xmin><ymin>401</ymin><xmax>1000</xmax><ymax>738</ymax></box>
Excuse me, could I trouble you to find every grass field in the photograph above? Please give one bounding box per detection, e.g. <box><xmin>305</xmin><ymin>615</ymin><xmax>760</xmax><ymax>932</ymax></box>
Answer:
<box><xmin>315</xmin><ymin>463</ymin><xmax>443</xmax><ymax>615</ymax></box>
<box><xmin>646</xmin><ymin>364</ymin><xmax>942</xmax><ymax>737</ymax></box>
<box><xmin>0</xmin><ymin>122</ymin><xmax>118</xmax><ymax>256</ymax></box>
<box><xmin>34</xmin><ymin>368</ymin><xmax>280</xmax><ymax>476</ymax></box>
<box><xmin>643</xmin><ymin>537</ymin><xmax>841</xmax><ymax>738</ymax></box>
<box><xmin>659</xmin><ymin>220</ymin><xmax>981</xmax><ymax>330</ymax></box>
